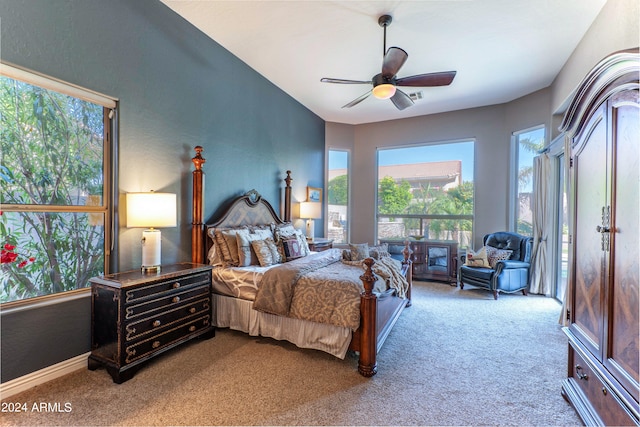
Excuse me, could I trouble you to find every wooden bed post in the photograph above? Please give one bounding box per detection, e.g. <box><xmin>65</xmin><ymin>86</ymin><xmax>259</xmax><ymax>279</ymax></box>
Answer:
<box><xmin>402</xmin><ymin>240</ymin><xmax>413</xmax><ymax>305</ymax></box>
<box><xmin>283</xmin><ymin>170</ymin><xmax>292</xmax><ymax>222</ymax></box>
<box><xmin>358</xmin><ymin>258</ymin><xmax>378</xmax><ymax>377</ymax></box>
<box><xmin>191</xmin><ymin>146</ymin><xmax>206</xmax><ymax>264</ymax></box>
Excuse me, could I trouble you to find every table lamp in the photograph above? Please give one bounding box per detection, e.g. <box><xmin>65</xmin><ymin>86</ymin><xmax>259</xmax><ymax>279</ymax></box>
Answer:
<box><xmin>300</xmin><ymin>201</ymin><xmax>321</xmax><ymax>241</ymax></box>
<box><xmin>126</xmin><ymin>192</ymin><xmax>177</xmax><ymax>271</ymax></box>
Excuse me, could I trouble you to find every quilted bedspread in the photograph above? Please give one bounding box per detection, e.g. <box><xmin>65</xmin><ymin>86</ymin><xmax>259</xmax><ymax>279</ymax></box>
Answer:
<box><xmin>252</xmin><ymin>249</ymin><xmax>407</xmax><ymax>330</ymax></box>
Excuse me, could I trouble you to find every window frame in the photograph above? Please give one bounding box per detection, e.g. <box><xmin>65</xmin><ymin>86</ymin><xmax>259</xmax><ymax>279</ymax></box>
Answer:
<box><xmin>0</xmin><ymin>62</ymin><xmax>118</xmax><ymax>309</ymax></box>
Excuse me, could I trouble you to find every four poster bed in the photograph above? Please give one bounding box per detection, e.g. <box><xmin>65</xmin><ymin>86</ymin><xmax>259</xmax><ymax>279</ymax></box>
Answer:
<box><xmin>190</xmin><ymin>146</ymin><xmax>412</xmax><ymax>376</ymax></box>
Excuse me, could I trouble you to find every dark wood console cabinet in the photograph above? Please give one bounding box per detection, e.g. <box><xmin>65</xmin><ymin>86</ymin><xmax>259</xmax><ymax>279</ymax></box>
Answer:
<box><xmin>89</xmin><ymin>263</ymin><xmax>215</xmax><ymax>383</ymax></box>
<box><xmin>381</xmin><ymin>239</ymin><xmax>458</xmax><ymax>284</ymax></box>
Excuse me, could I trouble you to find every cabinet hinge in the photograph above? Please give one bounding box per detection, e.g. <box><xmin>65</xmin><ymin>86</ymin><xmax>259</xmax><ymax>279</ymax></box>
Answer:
<box><xmin>569</xmin><ymin>157</ymin><xmax>574</xmax><ymax>167</ymax></box>
<box><xmin>566</xmin><ymin>309</ymin><xmax>571</xmax><ymax>320</ymax></box>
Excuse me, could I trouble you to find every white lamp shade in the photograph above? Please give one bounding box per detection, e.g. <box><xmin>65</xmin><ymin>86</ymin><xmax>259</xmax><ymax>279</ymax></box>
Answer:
<box><xmin>126</xmin><ymin>192</ymin><xmax>177</xmax><ymax>228</ymax></box>
<box><xmin>300</xmin><ymin>201</ymin><xmax>321</xmax><ymax>219</ymax></box>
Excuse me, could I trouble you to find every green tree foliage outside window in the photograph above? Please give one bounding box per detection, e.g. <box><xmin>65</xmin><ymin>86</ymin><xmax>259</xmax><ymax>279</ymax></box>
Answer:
<box><xmin>378</xmin><ymin>176</ymin><xmax>412</xmax><ymax>216</ymax></box>
<box><xmin>0</xmin><ymin>76</ymin><xmax>107</xmax><ymax>303</ymax></box>
<box><xmin>327</xmin><ymin>174</ymin><xmax>348</xmax><ymax>205</ymax></box>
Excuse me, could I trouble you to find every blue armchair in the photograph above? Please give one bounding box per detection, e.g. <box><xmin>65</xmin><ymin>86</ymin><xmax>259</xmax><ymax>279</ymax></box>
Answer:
<box><xmin>459</xmin><ymin>232</ymin><xmax>533</xmax><ymax>300</ymax></box>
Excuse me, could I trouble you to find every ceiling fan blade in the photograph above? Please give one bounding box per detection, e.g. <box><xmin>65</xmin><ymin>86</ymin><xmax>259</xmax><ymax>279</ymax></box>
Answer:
<box><xmin>395</xmin><ymin>71</ymin><xmax>457</xmax><ymax>87</ymax></box>
<box><xmin>342</xmin><ymin>91</ymin><xmax>372</xmax><ymax>108</ymax></box>
<box><xmin>321</xmin><ymin>78</ymin><xmax>371</xmax><ymax>84</ymax></box>
<box><xmin>381</xmin><ymin>47</ymin><xmax>408</xmax><ymax>78</ymax></box>
<box><xmin>390</xmin><ymin>89</ymin><xmax>414</xmax><ymax>110</ymax></box>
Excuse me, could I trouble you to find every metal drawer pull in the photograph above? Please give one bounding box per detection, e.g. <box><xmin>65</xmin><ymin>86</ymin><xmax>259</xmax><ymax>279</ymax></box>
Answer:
<box><xmin>189</xmin><ymin>307</ymin><xmax>196</xmax><ymax>314</ymax></box>
<box><xmin>152</xmin><ymin>341</ymin><xmax>160</xmax><ymax>349</ymax></box>
<box><xmin>172</xmin><ymin>296</ymin><xmax>180</xmax><ymax>303</ymax></box>
<box><xmin>173</xmin><ymin>282</ymin><xmax>180</xmax><ymax>289</ymax></box>
<box><xmin>189</xmin><ymin>326</ymin><xmax>196</xmax><ymax>332</ymax></box>
<box><xmin>575</xmin><ymin>365</ymin><xmax>588</xmax><ymax>380</ymax></box>
<box><xmin>602</xmin><ymin>387</ymin><xmax>607</xmax><ymax>396</ymax></box>
<box><xmin>152</xmin><ymin>320</ymin><xmax>161</xmax><ymax>327</ymax></box>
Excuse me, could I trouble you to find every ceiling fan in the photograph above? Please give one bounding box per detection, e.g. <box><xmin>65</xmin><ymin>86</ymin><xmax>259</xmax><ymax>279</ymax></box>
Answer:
<box><xmin>321</xmin><ymin>14</ymin><xmax>457</xmax><ymax>110</ymax></box>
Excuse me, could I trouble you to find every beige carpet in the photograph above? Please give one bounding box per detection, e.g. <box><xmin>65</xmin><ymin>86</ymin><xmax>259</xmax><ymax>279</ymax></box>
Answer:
<box><xmin>0</xmin><ymin>281</ymin><xmax>581</xmax><ymax>426</ymax></box>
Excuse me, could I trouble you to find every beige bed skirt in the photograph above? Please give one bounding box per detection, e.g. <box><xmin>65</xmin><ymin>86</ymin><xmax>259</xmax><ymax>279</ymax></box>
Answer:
<box><xmin>212</xmin><ymin>293</ymin><xmax>353</xmax><ymax>359</ymax></box>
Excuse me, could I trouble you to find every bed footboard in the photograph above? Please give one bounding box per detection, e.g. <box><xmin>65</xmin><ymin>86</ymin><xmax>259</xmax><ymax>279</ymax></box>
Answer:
<box><xmin>353</xmin><ymin>246</ymin><xmax>412</xmax><ymax>377</ymax></box>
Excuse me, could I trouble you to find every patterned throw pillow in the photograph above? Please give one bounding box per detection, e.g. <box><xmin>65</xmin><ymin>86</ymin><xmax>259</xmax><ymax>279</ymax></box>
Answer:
<box><xmin>349</xmin><ymin>243</ymin><xmax>370</xmax><ymax>261</ymax></box>
<box><xmin>251</xmin><ymin>238</ymin><xmax>281</xmax><ymax>267</ymax></box>
<box><xmin>486</xmin><ymin>246</ymin><xmax>513</xmax><ymax>268</ymax></box>
<box><xmin>465</xmin><ymin>246</ymin><xmax>491</xmax><ymax>268</ymax></box>
<box><xmin>235</xmin><ymin>228</ymin><xmax>274</xmax><ymax>267</ymax></box>
<box><xmin>214</xmin><ymin>227</ymin><xmax>246</xmax><ymax>266</ymax></box>
<box><xmin>369</xmin><ymin>243</ymin><xmax>390</xmax><ymax>260</ymax></box>
<box><xmin>281</xmin><ymin>237</ymin><xmax>304</xmax><ymax>261</ymax></box>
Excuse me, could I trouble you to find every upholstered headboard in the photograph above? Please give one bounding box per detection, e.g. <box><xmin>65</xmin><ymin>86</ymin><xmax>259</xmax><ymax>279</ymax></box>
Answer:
<box><xmin>207</xmin><ymin>189</ymin><xmax>284</xmax><ymax>230</ymax></box>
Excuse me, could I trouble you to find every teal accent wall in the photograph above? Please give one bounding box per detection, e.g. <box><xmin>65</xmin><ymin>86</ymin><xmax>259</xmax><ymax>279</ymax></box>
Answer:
<box><xmin>0</xmin><ymin>0</ymin><xmax>324</xmax><ymax>382</ymax></box>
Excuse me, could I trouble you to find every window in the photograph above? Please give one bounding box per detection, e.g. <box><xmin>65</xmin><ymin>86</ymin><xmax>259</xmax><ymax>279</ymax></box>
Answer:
<box><xmin>511</xmin><ymin>126</ymin><xmax>545</xmax><ymax>236</ymax></box>
<box><xmin>1</xmin><ymin>64</ymin><xmax>116</xmax><ymax>304</ymax></box>
<box><xmin>327</xmin><ymin>149</ymin><xmax>349</xmax><ymax>244</ymax></box>
<box><xmin>376</xmin><ymin>141</ymin><xmax>474</xmax><ymax>248</ymax></box>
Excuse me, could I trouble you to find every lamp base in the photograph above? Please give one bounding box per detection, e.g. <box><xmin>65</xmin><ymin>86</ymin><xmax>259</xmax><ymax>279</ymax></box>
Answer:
<box><xmin>141</xmin><ymin>229</ymin><xmax>162</xmax><ymax>272</ymax></box>
<box><xmin>305</xmin><ymin>219</ymin><xmax>315</xmax><ymax>242</ymax></box>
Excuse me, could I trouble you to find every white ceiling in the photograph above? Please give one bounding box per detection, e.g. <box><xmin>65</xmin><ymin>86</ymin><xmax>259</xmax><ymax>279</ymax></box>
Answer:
<box><xmin>160</xmin><ymin>0</ymin><xmax>607</xmax><ymax>125</ymax></box>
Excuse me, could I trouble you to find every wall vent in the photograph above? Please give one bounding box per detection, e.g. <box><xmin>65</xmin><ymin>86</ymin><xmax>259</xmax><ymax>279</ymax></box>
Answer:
<box><xmin>409</xmin><ymin>91</ymin><xmax>424</xmax><ymax>101</ymax></box>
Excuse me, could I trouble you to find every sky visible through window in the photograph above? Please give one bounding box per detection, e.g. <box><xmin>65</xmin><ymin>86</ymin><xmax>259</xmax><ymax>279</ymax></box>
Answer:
<box><xmin>330</xmin><ymin>141</ymin><xmax>475</xmax><ymax>182</ymax></box>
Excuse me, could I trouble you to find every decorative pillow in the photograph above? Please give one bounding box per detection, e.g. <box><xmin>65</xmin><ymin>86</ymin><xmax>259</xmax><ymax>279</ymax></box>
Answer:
<box><xmin>274</xmin><ymin>224</ymin><xmax>310</xmax><ymax>257</ymax></box>
<box><xmin>349</xmin><ymin>243</ymin><xmax>370</xmax><ymax>261</ymax></box>
<box><xmin>281</xmin><ymin>237</ymin><xmax>304</xmax><ymax>261</ymax></box>
<box><xmin>213</xmin><ymin>227</ymin><xmax>245</xmax><ymax>266</ymax></box>
<box><xmin>236</xmin><ymin>228</ymin><xmax>273</xmax><ymax>267</ymax></box>
<box><xmin>207</xmin><ymin>241</ymin><xmax>224</xmax><ymax>266</ymax></box>
<box><xmin>369</xmin><ymin>243</ymin><xmax>390</xmax><ymax>260</ymax></box>
<box><xmin>465</xmin><ymin>246</ymin><xmax>491</xmax><ymax>268</ymax></box>
<box><xmin>486</xmin><ymin>246</ymin><xmax>513</xmax><ymax>269</ymax></box>
<box><xmin>342</xmin><ymin>249</ymin><xmax>352</xmax><ymax>261</ymax></box>
<box><xmin>220</xmin><ymin>228</ymin><xmax>249</xmax><ymax>266</ymax></box>
<box><xmin>251</xmin><ymin>238</ymin><xmax>281</xmax><ymax>267</ymax></box>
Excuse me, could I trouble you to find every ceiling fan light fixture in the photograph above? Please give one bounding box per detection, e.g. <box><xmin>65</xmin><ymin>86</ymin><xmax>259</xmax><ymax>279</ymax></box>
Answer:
<box><xmin>372</xmin><ymin>83</ymin><xmax>396</xmax><ymax>99</ymax></box>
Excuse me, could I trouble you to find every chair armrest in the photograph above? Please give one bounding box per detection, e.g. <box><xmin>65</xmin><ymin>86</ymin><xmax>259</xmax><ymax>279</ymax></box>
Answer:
<box><xmin>493</xmin><ymin>260</ymin><xmax>530</xmax><ymax>275</ymax></box>
<box><xmin>499</xmin><ymin>260</ymin><xmax>530</xmax><ymax>269</ymax></box>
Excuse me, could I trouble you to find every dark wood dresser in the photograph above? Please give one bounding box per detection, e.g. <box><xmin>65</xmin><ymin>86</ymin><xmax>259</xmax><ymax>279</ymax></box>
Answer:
<box><xmin>380</xmin><ymin>239</ymin><xmax>458</xmax><ymax>284</ymax></box>
<box><xmin>88</xmin><ymin>263</ymin><xmax>214</xmax><ymax>383</ymax></box>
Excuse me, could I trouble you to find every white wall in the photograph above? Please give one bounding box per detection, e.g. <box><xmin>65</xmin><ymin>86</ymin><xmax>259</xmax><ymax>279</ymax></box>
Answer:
<box><xmin>551</xmin><ymin>0</ymin><xmax>640</xmax><ymax>121</ymax></box>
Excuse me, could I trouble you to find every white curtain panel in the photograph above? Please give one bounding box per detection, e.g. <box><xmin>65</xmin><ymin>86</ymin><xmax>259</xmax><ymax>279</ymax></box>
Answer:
<box><xmin>530</xmin><ymin>153</ymin><xmax>553</xmax><ymax>296</ymax></box>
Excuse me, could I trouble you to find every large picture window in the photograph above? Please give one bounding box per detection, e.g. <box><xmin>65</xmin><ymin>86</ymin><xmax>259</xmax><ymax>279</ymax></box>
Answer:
<box><xmin>0</xmin><ymin>64</ymin><xmax>116</xmax><ymax>304</ymax></box>
<box><xmin>376</xmin><ymin>141</ymin><xmax>474</xmax><ymax>248</ymax></box>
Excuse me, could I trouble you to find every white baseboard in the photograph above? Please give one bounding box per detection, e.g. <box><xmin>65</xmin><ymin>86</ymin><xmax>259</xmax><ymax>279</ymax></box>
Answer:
<box><xmin>0</xmin><ymin>352</ymin><xmax>90</xmax><ymax>399</ymax></box>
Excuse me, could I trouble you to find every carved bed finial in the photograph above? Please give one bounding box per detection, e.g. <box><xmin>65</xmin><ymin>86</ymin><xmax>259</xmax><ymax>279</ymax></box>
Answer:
<box><xmin>284</xmin><ymin>170</ymin><xmax>293</xmax><ymax>222</ymax></box>
<box><xmin>192</xmin><ymin>146</ymin><xmax>205</xmax><ymax>171</ymax></box>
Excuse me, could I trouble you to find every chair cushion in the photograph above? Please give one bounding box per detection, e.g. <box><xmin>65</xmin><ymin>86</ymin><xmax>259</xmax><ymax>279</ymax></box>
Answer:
<box><xmin>460</xmin><ymin>265</ymin><xmax>493</xmax><ymax>281</ymax></box>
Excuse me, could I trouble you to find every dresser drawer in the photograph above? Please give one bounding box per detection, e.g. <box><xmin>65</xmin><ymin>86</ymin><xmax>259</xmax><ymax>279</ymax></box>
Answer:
<box><xmin>124</xmin><ymin>315</ymin><xmax>211</xmax><ymax>364</ymax></box>
<box><xmin>569</xmin><ymin>345</ymin><xmax>638</xmax><ymax>426</ymax></box>
<box><xmin>125</xmin><ymin>285</ymin><xmax>209</xmax><ymax>320</ymax></box>
<box><xmin>125</xmin><ymin>296</ymin><xmax>211</xmax><ymax>342</ymax></box>
<box><xmin>124</xmin><ymin>272</ymin><xmax>210</xmax><ymax>303</ymax></box>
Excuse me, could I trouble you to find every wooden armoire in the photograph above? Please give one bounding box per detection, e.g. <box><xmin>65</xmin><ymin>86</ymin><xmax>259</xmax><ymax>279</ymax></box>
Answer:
<box><xmin>560</xmin><ymin>49</ymin><xmax>639</xmax><ymax>426</ymax></box>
